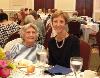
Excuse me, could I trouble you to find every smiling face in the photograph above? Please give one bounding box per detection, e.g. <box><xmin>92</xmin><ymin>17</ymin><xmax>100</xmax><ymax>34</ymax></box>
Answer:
<box><xmin>51</xmin><ymin>10</ymin><xmax>69</xmax><ymax>35</ymax></box>
<box><xmin>23</xmin><ymin>27</ymin><xmax>37</xmax><ymax>45</ymax></box>
<box><xmin>52</xmin><ymin>15</ymin><xmax>66</xmax><ymax>34</ymax></box>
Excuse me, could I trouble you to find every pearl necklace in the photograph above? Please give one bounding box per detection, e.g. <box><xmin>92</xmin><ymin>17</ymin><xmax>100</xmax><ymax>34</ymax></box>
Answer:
<box><xmin>56</xmin><ymin>39</ymin><xmax>65</xmax><ymax>48</ymax></box>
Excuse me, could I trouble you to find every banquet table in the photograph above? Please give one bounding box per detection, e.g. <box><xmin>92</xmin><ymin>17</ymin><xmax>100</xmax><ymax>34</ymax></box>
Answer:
<box><xmin>8</xmin><ymin>67</ymin><xmax>84</xmax><ymax>78</ymax></box>
<box><xmin>8</xmin><ymin>66</ymin><xmax>100</xmax><ymax>78</ymax></box>
<box><xmin>7</xmin><ymin>58</ymin><xmax>99</xmax><ymax>78</ymax></box>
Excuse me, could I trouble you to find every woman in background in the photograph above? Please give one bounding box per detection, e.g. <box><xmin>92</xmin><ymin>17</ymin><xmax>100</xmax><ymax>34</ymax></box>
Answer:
<box><xmin>48</xmin><ymin>10</ymin><xmax>80</xmax><ymax>68</ymax></box>
<box><xmin>0</xmin><ymin>12</ymin><xmax>20</xmax><ymax>48</ymax></box>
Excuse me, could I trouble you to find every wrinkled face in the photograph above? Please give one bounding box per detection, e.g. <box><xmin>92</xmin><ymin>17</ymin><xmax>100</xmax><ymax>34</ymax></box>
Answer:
<box><xmin>23</xmin><ymin>27</ymin><xmax>37</xmax><ymax>44</ymax></box>
<box><xmin>52</xmin><ymin>15</ymin><xmax>66</xmax><ymax>34</ymax></box>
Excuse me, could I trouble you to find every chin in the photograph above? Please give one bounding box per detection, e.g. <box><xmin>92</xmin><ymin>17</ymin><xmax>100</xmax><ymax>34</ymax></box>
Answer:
<box><xmin>56</xmin><ymin>31</ymin><xmax>62</xmax><ymax>34</ymax></box>
<box><xmin>27</xmin><ymin>40</ymin><xmax>35</xmax><ymax>43</ymax></box>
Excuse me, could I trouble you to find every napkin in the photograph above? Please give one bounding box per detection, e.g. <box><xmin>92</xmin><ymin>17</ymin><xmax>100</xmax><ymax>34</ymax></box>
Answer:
<box><xmin>44</xmin><ymin>65</ymin><xmax>72</xmax><ymax>75</ymax></box>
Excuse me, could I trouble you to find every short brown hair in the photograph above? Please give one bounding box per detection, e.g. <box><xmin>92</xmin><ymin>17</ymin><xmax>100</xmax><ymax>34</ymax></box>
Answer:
<box><xmin>51</xmin><ymin>10</ymin><xmax>69</xmax><ymax>24</ymax></box>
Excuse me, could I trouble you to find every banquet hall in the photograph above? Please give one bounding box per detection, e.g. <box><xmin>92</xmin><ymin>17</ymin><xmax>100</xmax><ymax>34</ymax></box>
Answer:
<box><xmin>0</xmin><ymin>0</ymin><xmax>100</xmax><ymax>77</ymax></box>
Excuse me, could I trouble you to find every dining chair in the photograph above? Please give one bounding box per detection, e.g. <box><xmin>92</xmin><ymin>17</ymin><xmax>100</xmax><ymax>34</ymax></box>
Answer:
<box><xmin>96</xmin><ymin>31</ymin><xmax>100</xmax><ymax>72</ymax></box>
<box><xmin>43</xmin><ymin>23</ymin><xmax>52</xmax><ymax>49</ymax></box>
<box><xmin>89</xmin><ymin>31</ymin><xmax>100</xmax><ymax>48</ymax></box>
<box><xmin>80</xmin><ymin>40</ymin><xmax>91</xmax><ymax>70</ymax></box>
<box><xmin>4</xmin><ymin>38</ymin><xmax>22</xmax><ymax>52</ymax></box>
<box><xmin>88</xmin><ymin>32</ymin><xmax>97</xmax><ymax>47</ymax></box>
<box><xmin>68</xmin><ymin>20</ymin><xmax>81</xmax><ymax>38</ymax></box>
<box><xmin>7</xmin><ymin>31</ymin><xmax>20</xmax><ymax>42</ymax></box>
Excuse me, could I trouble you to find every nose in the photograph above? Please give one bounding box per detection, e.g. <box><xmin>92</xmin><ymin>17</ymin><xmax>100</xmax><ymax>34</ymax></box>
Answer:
<box><xmin>56</xmin><ymin>22</ymin><xmax>60</xmax><ymax>26</ymax></box>
<box><xmin>29</xmin><ymin>32</ymin><xmax>34</xmax><ymax>36</ymax></box>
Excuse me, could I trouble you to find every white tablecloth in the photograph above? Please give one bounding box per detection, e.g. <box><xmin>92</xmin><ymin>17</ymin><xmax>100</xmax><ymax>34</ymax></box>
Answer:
<box><xmin>8</xmin><ymin>67</ymin><xmax>83</xmax><ymax>78</ymax></box>
<box><xmin>81</xmin><ymin>23</ymin><xmax>99</xmax><ymax>42</ymax></box>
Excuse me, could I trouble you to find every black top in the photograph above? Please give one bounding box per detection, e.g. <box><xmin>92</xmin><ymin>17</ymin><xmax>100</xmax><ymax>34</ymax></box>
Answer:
<box><xmin>48</xmin><ymin>35</ymin><xmax>80</xmax><ymax>68</ymax></box>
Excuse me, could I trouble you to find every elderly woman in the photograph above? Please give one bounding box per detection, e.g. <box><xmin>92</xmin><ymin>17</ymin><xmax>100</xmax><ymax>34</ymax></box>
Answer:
<box><xmin>24</xmin><ymin>10</ymin><xmax>45</xmax><ymax>45</ymax></box>
<box><xmin>8</xmin><ymin>23</ymin><xmax>46</xmax><ymax>63</ymax></box>
<box><xmin>48</xmin><ymin>10</ymin><xmax>80</xmax><ymax>68</ymax></box>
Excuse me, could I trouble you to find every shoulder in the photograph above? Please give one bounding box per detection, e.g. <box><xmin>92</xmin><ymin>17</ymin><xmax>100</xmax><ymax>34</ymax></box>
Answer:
<box><xmin>4</xmin><ymin>38</ymin><xmax>23</xmax><ymax>51</ymax></box>
<box><xmin>7</xmin><ymin>21</ymin><xmax>19</xmax><ymax>28</ymax></box>
<box><xmin>48</xmin><ymin>37</ymin><xmax>55</xmax><ymax>47</ymax></box>
<box><xmin>7</xmin><ymin>21</ymin><xmax>17</xmax><ymax>26</ymax></box>
<box><xmin>67</xmin><ymin>35</ymin><xmax>79</xmax><ymax>42</ymax></box>
<box><xmin>48</xmin><ymin>37</ymin><xmax>55</xmax><ymax>43</ymax></box>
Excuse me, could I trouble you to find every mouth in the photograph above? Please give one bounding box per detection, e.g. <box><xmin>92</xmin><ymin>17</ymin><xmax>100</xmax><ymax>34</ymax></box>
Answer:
<box><xmin>28</xmin><ymin>37</ymin><xmax>34</xmax><ymax>40</ymax></box>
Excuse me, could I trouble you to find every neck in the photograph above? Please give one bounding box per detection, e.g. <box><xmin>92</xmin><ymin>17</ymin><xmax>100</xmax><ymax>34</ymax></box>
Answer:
<box><xmin>23</xmin><ymin>42</ymin><xmax>36</xmax><ymax>47</ymax></box>
<box><xmin>0</xmin><ymin>20</ymin><xmax>8</xmax><ymax>23</ymax></box>
<box><xmin>56</xmin><ymin>31</ymin><xmax>69</xmax><ymax>42</ymax></box>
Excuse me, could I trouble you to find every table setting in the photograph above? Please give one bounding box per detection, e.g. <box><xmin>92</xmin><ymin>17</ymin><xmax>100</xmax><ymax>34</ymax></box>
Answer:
<box><xmin>8</xmin><ymin>57</ymin><xmax>99</xmax><ymax>78</ymax></box>
<box><xmin>0</xmin><ymin>47</ymin><xmax>99</xmax><ymax>78</ymax></box>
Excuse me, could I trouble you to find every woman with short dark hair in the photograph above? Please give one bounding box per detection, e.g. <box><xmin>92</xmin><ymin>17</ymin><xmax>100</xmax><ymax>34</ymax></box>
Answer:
<box><xmin>0</xmin><ymin>12</ymin><xmax>20</xmax><ymax>48</ymax></box>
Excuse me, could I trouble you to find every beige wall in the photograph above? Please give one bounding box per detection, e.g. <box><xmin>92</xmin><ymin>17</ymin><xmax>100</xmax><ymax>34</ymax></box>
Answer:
<box><xmin>0</xmin><ymin>0</ymin><xmax>75</xmax><ymax>18</ymax></box>
<box><xmin>0</xmin><ymin>0</ymin><xmax>10</xmax><ymax>10</ymax></box>
<box><xmin>0</xmin><ymin>0</ymin><xmax>33</xmax><ymax>10</ymax></box>
<box><xmin>93</xmin><ymin>0</ymin><xmax>100</xmax><ymax>20</ymax></box>
<box><xmin>55</xmin><ymin>0</ymin><xmax>76</xmax><ymax>11</ymax></box>
<box><xmin>0</xmin><ymin>0</ymin><xmax>75</xmax><ymax>11</ymax></box>
<box><xmin>0</xmin><ymin>0</ymin><xmax>99</xmax><ymax>20</ymax></box>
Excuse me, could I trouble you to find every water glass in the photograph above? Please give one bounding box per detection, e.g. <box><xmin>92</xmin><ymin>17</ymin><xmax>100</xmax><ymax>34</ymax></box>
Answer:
<box><xmin>36</xmin><ymin>51</ymin><xmax>48</xmax><ymax>67</ymax></box>
<box><xmin>70</xmin><ymin>57</ymin><xmax>83</xmax><ymax>77</ymax></box>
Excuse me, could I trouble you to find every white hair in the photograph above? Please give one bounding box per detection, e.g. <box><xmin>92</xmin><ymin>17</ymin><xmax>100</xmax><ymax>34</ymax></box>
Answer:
<box><xmin>20</xmin><ymin>23</ymin><xmax>39</xmax><ymax>39</ymax></box>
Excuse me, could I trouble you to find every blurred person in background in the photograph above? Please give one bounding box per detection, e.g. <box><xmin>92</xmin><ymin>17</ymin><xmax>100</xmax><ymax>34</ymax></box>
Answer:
<box><xmin>0</xmin><ymin>9</ymin><xmax>3</xmax><ymax>13</ymax></box>
<box><xmin>29</xmin><ymin>10</ymin><xmax>45</xmax><ymax>45</ymax></box>
<box><xmin>69</xmin><ymin>11</ymin><xmax>86</xmax><ymax>24</ymax></box>
<box><xmin>0</xmin><ymin>12</ymin><xmax>20</xmax><ymax>48</ymax></box>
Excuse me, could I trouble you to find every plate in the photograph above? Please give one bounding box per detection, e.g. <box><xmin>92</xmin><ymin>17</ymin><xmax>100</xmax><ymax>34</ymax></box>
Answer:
<box><xmin>17</xmin><ymin>65</ymin><xmax>27</xmax><ymax>68</ymax></box>
<box><xmin>15</xmin><ymin>59</ymin><xmax>33</xmax><ymax>67</ymax></box>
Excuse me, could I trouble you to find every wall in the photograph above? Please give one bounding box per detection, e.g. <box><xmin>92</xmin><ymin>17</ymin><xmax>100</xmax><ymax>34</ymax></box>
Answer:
<box><xmin>0</xmin><ymin>0</ymin><xmax>10</xmax><ymax>10</ymax></box>
<box><xmin>93</xmin><ymin>0</ymin><xmax>100</xmax><ymax>20</ymax></box>
<box><xmin>0</xmin><ymin>0</ymin><xmax>33</xmax><ymax>10</ymax></box>
<box><xmin>55</xmin><ymin>0</ymin><xmax>76</xmax><ymax>11</ymax></box>
<box><xmin>0</xmin><ymin>0</ymin><xmax>76</xmax><ymax>18</ymax></box>
<box><xmin>0</xmin><ymin>0</ymin><xmax>75</xmax><ymax>11</ymax></box>
<box><xmin>0</xmin><ymin>0</ymin><xmax>99</xmax><ymax>20</ymax></box>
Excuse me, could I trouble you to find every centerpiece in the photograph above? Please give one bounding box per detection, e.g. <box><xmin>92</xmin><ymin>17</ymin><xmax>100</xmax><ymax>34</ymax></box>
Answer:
<box><xmin>0</xmin><ymin>47</ymin><xmax>15</xmax><ymax>78</ymax></box>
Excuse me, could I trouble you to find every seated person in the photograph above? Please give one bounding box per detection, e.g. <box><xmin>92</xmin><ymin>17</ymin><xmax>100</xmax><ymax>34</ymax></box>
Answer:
<box><xmin>7</xmin><ymin>23</ymin><xmax>46</xmax><ymax>63</ymax></box>
<box><xmin>0</xmin><ymin>12</ymin><xmax>20</xmax><ymax>48</ymax></box>
<box><xmin>69</xmin><ymin>11</ymin><xmax>86</xmax><ymax>24</ymax></box>
<box><xmin>48</xmin><ymin>10</ymin><xmax>80</xmax><ymax>68</ymax></box>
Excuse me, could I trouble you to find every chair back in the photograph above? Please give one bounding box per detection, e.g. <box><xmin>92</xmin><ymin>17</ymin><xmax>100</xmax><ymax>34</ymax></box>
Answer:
<box><xmin>7</xmin><ymin>31</ymin><xmax>20</xmax><ymax>42</ymax></box>
<box><xmin>96</xmin><ymin>31</ymin><xmax>100</xmax><ymax>56</ymax></box>
<box><xmin>80</xmin><ymin>40</ymin><xmax>91</xmax><ymax>70</ymax></box>
<box><xmin>43</xmin><ymin>23</ymin><xmax>52</xmax><ymax>49</ymax></box>
<box><xmin>4</xmin><ymin>38</ymin><xmax>22</xmax><ymax>52</ymax></box>
<box><xmin>68</xmin><ymin>20</ymin><xmax>81</xmax><ymax>38</ymax></box>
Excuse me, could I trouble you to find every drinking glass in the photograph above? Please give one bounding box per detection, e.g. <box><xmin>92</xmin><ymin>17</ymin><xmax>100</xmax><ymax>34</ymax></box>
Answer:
<box><xmin>36</xmin><ymin>51</ymin><xmax>47</xmax><ymax>75</ymax></box>
<box><xmin>36</xmin><ymin>52</ymin><xmax>47</xmax><ymax>64</ymax></box>
<box><xmin>70</xmin><ymin>57</ymin><xmax>83</xmax><ymax>78</ymax></box>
